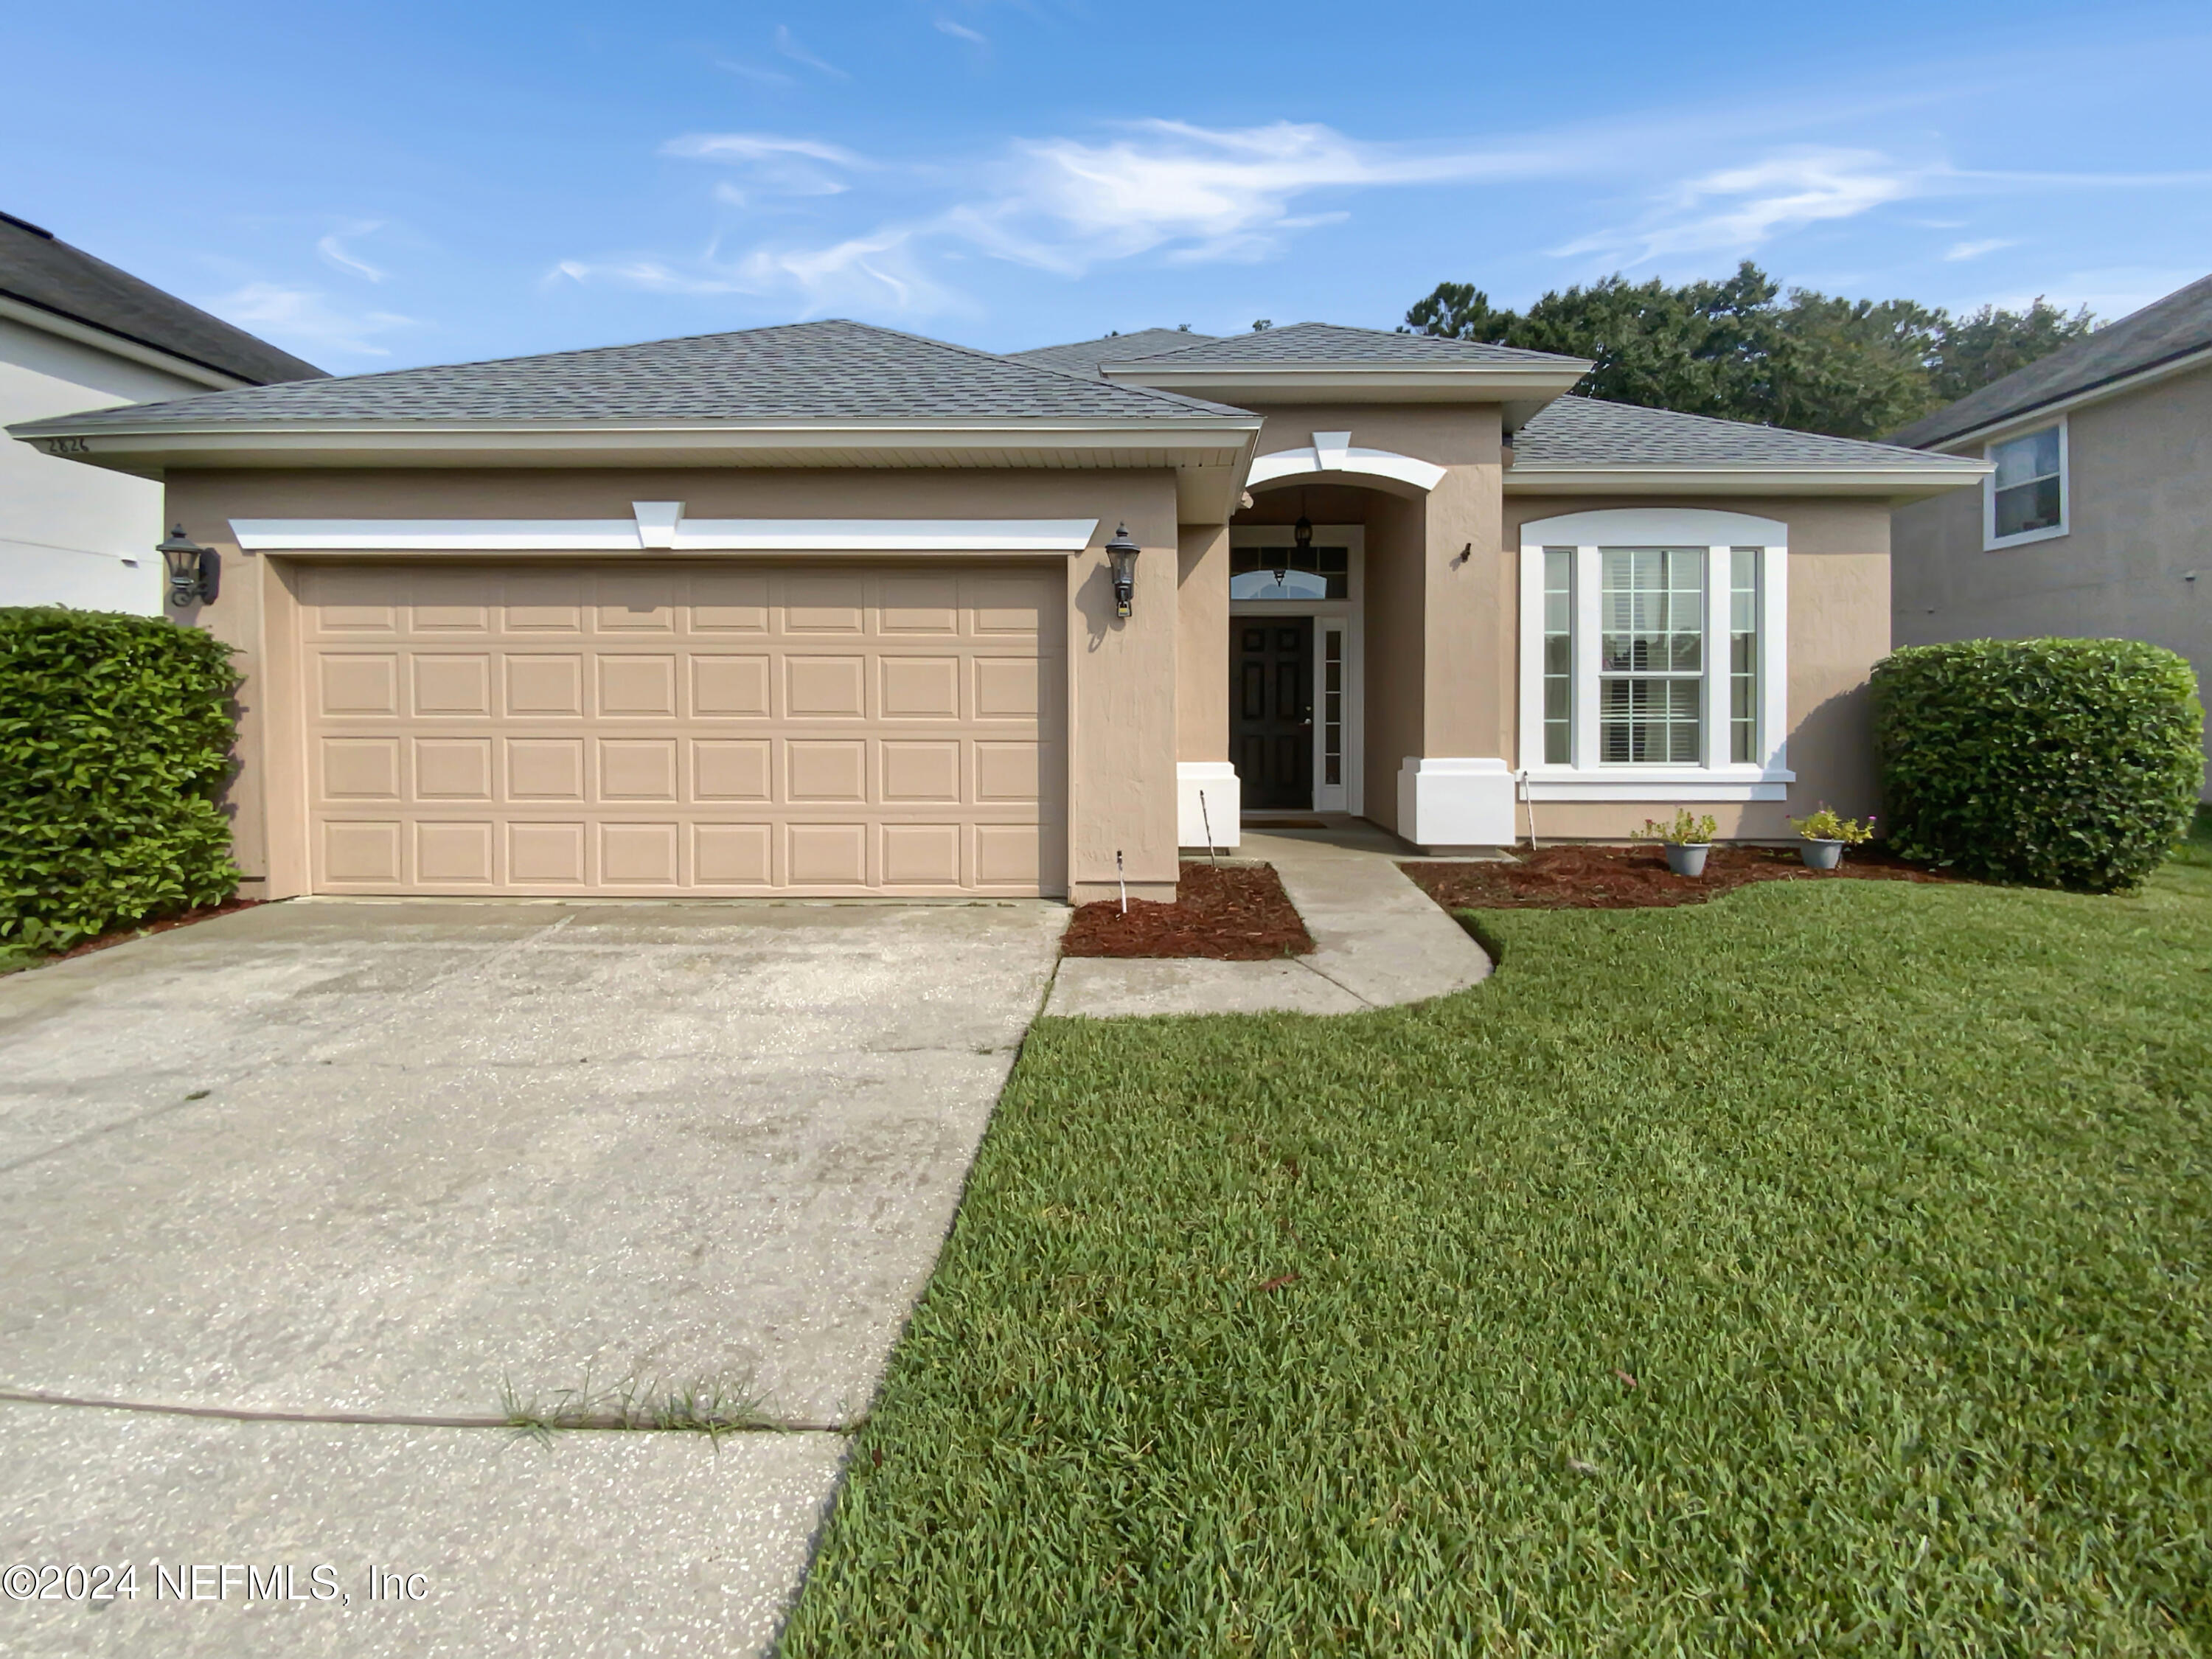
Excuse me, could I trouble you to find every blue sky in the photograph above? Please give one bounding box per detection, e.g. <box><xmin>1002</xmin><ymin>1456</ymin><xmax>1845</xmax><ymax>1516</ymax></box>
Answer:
<box><xmin>4</xmin><ymin>1</ymin><xmax>2208</xmax><ymax>375</ymax></box>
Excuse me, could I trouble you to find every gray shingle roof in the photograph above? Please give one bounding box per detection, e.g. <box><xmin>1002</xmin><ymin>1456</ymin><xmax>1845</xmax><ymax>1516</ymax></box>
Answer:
<box><xmin>12</xmin><ymin>319</ymin><xmax>1250</xmax><ymax>436</ymax></box>
<box><xmin>1103</xmin><ymin>320</ymin><xmax>1587</xmax><ymax>369</ymax></box>
<box><xmin>1513</xmin><ymin>396</ymin><xmax>1978</xmax><ymax>469</ymax></box>
<box><xmin>1</xmin><ymin>209</ymin><xmax>324</xmax><ymax>386</ymax></box>
<box><xmin>1889</xmin><ymin>273</ymin><xmax>2212</xmax><ymax>450</ymax></box>
<box><xmin>1009</xmin><ymin>327</ymin><xmax>1219</xmax><ymax>379</ymax></box>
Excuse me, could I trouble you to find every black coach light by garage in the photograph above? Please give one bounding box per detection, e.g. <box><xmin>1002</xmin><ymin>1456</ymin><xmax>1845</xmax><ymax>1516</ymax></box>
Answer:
<box><xmin>156</xmin><ymin>525</ymin><xmax>219</xmax><ymax>608</ymax></box>
<box><xmin>1105</xmin><ymin>524</ymin><xmax>1140</xmax><ymax>619</ymax></box>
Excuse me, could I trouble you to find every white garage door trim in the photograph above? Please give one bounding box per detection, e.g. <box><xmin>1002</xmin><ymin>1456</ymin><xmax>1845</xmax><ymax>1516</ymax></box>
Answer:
<box><xmin>236</xmin><ymin>512</ymin><xmax>1101</xmax><ymax>553</ymax></box>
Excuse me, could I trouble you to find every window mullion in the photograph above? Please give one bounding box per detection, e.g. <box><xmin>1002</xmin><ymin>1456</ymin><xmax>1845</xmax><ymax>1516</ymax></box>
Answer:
<box><xmin>1702</xmin><ymin>545</ymin><xmax>1728</xmax><ymax>771</ymax></box>
<box><xmin>1572</xmin><ymin>545</ymin><xmax>1600</xmax><ymax>768</ymax></box>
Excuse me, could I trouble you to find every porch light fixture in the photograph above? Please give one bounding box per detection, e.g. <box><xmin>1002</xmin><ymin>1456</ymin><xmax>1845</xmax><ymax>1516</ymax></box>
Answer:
<box><xmin>156</xmin><ymin>525</ymin><xmax>219</xmax><ymax>608</ymax></box>
<box><xmin>1105</xmin><ymin>524</ymin><xmax>1139</xmax><ymax>618</ymax></box>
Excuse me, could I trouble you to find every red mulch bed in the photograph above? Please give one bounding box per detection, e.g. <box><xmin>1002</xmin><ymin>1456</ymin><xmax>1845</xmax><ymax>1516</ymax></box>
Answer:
<box><xmin>1402</xmin><ymin>844</ymin><xmax>1958</xmax><ymax>911</ymax></box>
<box><xmin>1063</xmin><ymin>861</ymin><xmax>1315</xmax><ymax>959</ymax></box>
<box><xmin>39</xmin><ymin>898</ymin><xmax>264</xmax><ymax>964</ymax></box>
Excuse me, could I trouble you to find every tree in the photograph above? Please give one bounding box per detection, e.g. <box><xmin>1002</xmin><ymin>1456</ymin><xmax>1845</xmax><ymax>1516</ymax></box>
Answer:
<box><xmin>1929</xmin><ymin>299</ymin><xmax>2097</xmax><ymax>406</ymax></box>
<box><xmin>1402</xmin><ymin>264</ymin><xmax>2097</xmax><ymax>439</ymax></box>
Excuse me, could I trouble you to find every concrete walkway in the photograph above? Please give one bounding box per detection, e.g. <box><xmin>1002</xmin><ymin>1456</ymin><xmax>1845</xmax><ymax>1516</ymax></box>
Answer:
<box><xmin>0</xmin><ymin>897</ymin><xmax>1066</xmax><ymax>1657</ymax></box>
<box><xmin>1046</xmin><ymin>820</ymin><xmax>1492</xmax><ymax>1018</ymax></box>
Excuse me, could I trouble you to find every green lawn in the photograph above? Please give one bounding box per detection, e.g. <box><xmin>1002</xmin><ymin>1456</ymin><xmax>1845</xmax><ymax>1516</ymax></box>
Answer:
<box><xmin>783</xmin><ymin>856</ymin><xmax>2212</xmax><ymax>1655</ymax></box>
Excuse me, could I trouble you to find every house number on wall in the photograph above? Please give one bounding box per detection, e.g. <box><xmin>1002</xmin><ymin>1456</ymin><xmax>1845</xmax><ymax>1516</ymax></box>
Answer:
<box><xmin>42</xmin><ymin>437</ymin><xmax>91</xmax><ymax>454</ymax></box>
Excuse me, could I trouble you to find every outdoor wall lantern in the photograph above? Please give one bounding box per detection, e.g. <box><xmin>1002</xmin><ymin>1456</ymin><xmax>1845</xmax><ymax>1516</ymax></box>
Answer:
<box><xmin>1276</xmin><ymin>510</ymin><xmax>1315</xmax><ymax>582</ymax></box>
<box><xmin>1106</xmin><ymin>524</ymin><xmax>1139</xmax><ymax>619</ymax></box>
<box><xmin>156</xmin><ymin>525</ymin><xmax>219</xmax><ymax>608</ymax></box>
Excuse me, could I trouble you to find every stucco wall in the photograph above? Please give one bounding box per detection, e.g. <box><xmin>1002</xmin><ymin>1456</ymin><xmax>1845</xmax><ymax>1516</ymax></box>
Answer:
<box><xmin>1892</xmin><ymin>365</ymin><xmax>2212</xmax><ymax>793</ymax></box>
<box><xmin>1238</xmin><ymin>400</ymin><xmax>1511</xmax><ymax>832</ymax></box>
<box><xmin>162</xmin><ymin>465</ymin><xmax>1184</xmax><ymax>903</ymax></box>
<box><xmin>1504</xmin><ymin>494</ymin><xmax>1894</xmax><ymax>839</ymax></box>
<box><xmin>1</xmin><ymin>316</ymin><xmax>211</xmax><ymax>613</ymax></box>
<box><xmin>1176</xmin><ymin>523</ymin><xmax>1228</xmax><ymax>762</ymax></box>
<box><xmin>1361</xmin><ymin>490</ymin><xmax>1427</xmax><ymax>833</ymax></box>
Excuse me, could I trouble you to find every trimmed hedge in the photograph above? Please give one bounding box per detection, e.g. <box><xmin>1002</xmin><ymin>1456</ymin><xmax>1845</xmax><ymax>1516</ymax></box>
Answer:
<box><xmin>1871</xmin><ymin>638</ymin><xmax>2204</xmax><ymax>892</ymax></box>
<box><xmin>1</xmin><ymin>608</ymin><xmax>241</xmax><ymax>949</ymax></box>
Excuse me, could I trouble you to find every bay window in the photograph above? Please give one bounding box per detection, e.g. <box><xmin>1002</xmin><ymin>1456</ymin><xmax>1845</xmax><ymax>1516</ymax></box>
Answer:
<box><xmin>1519</xmin><ymin>509</ymin><xmax>1791</xmax><ymax>801</ymax></box>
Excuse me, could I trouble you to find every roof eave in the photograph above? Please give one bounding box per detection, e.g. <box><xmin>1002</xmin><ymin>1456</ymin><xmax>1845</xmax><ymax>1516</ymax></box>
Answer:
<box><xmin>4</xmin><ymin>416</ymin><xmax>1265</xmax><ymax>513</ymax></box>
<box><xmin>1896</xmin><ymin>339</ymin><xmax>2212</xmax><ymax>453</ymax></box>
<box><xmin>1099</xmin><ymin>361</ymin><xmax>1592</xmax><ymax>411</ymax></box>
<box><xmin>0</xmin><ymin>291</ymin><xmax>255</xmax><ymax>391</ymax></box>
<box><xmin>1503</xmin><ymin>462</ymin><xmax>1992</xmax><ymax>501</ymax></box>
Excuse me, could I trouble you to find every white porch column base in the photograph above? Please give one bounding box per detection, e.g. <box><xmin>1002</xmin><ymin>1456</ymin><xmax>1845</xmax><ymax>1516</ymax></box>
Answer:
<box><xmin>1178</xmin><ymin>762</ymin><xmax>1242</xmax><ymax>850</ymax></box>
<box><xmin>1396</xmin><ymin>757</ymin><xmax>1516</xmax><ymax>850</ymax></box>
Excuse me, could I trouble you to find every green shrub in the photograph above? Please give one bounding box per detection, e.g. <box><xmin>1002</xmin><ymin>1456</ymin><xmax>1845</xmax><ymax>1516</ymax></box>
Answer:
<box><xmin>1</xmin><ymin>608</ymin><xmax>241</xmax><ymax>949</ymax></box>
<box><xmin>1871</xmin><ymin>638</ymin><xmax>2204</xmax><ymax>891</ymax></box>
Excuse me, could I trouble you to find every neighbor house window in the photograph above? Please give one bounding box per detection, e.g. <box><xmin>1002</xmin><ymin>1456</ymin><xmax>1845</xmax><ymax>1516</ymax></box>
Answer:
<box><xmin>1519</xmin><ymin>510</ymin><xmax>1790</xmax><ymax>797</ymax></box>
<box><xmin>1986</xmin><ymin>420</ymin><xmax>2066</xmax><ymax>546</ymax></box>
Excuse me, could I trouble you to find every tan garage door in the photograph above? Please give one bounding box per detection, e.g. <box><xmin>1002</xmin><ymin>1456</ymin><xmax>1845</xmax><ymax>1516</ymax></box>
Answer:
<box><xmin>297</xmin><ymin>561</ymin><xmax>1065</xmax><ymax>897</ymax></box>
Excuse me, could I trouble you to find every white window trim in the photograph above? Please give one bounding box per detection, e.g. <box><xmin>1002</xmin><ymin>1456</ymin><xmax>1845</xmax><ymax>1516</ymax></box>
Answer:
<box><xmin>1981</xmin><ymin>415</ymin><xmax>2069</xmax><ymax>551</ymax></box>
<box><xmin>1517</xmin><ymin>508</ymin><xmax>1792</xmax><ymax>802</ymax></box>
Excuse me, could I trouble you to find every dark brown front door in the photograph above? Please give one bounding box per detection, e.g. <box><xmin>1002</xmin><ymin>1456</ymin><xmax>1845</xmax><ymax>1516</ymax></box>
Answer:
<box><xmin>1234</xmin><ymin>619</ymin><xmax>1313</xmax><ymax>810</ymax></box>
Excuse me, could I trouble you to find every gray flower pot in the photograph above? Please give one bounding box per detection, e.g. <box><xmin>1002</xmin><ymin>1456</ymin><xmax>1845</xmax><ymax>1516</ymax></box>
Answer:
<box><xmin>1801</xmin><ymin>838</ymin><xmax>1845</xmax><ymax>871</ymax></box>
<box><xmin>1664</xmin><ymin>843</ymin><xmax>1711</xmax><ymax>877</ymax></box>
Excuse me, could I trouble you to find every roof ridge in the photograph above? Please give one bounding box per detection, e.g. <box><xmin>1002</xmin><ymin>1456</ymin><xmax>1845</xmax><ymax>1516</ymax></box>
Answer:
<box><xmin>838</xmin><ymin>319</ymin><xmax>1243</xmax><ymax>415</ymax></box>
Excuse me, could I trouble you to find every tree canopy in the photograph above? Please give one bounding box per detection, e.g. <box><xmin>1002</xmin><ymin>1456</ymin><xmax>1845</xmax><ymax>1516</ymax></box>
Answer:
<box><xmin>1402</xmin><ymin>264</ymin><xmax>2096</xmax><ymax>440</ymax></box>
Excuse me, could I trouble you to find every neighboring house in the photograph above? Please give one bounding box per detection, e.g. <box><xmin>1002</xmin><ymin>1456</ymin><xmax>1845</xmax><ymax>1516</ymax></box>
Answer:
<box><xmin>9</xmin><ymin>319</ymin><xmax>1982</xmax><ymax>903</ymax></box>
<box><xmin>0</xmin><ymin>209</ymin><xmax>321</xmax><ymax>613</ymax></box>
<box><xmin>1890</xmin><ymin>274</ymin><xmax>2212</xmax><ymax>793</ymax></box>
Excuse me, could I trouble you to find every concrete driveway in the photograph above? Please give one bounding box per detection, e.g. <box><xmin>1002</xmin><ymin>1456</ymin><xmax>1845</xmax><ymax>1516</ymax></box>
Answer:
<box><xmin>0</xmin><ymin>897</ymin><xmax>1065</xmax><ymax>1656</ymax></box>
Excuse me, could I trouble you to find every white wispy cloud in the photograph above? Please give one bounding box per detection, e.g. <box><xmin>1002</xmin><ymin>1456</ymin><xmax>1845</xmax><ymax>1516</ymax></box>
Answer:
<box><xmin>774</xmin><ymin>24</ymin><xmax>847</xmax><ymax>79</ymax></box>
<box><xmin>661</xmin><ymin>132</ymin><xmax>866</xmax><ymax>204</ymax></box>
<box><xmin>935</xmin><ymin>16</ymin><xmax>987</xmax><ymax>46</ymax></box>
<box><xmin>1557</xmin><ymin>148</ymin><xmax>1925</xmax><ymax>263</ymax></box>
<box><xmin>956</xmin><ymin>119</ymin><xmax>1559</xmax><ymax>274</ymax></box>
<box><xmin>315</xmin><ymin>222</ymin><xmax>387</xmax><ymax>282</ymax></box>
<box><xmin>207</xmin><ymin>282</ymin><xmax>417</xmax><ymax>357</ymax></box>
<box><xmin>1943</xmin><ymin>237</ymin><xmax>2017</xmax><ymax>261</ymax></box>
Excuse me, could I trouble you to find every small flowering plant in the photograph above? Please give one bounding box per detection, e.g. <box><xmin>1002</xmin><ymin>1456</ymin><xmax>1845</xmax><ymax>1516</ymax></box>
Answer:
<box><xmin>1790</xmin><ymin>805</ymin><xmax>1876</xmax><ymax>845</ymax></box>
<box><xmin>1630</xmin><ymin>808</ymin><xmax>1719</xmax><ymax>846</ymax></box>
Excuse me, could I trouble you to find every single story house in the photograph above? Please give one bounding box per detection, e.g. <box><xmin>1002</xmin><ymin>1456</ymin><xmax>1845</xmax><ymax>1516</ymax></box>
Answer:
<box><xmin>10</xmin><ymin>319</ymin><xmax>1984</xmax><ymax>902</ymax></box>
<box><xmin>0</xmin><ymin>208</ymin><xmax>322</xmax><ymax>613</ymax></box>
<box><xmin>1890</xmin><ymin>274</ymin><xmax>2212</xmax><ymax>794</ymax></box>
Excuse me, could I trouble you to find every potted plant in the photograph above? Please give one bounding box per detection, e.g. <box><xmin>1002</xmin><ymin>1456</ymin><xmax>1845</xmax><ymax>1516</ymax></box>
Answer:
<box><xmin>1789</xmin><ymin>804</ymin><xmax>1876</xmax><ymax>871</ymax></box>
<box><xmin>1632</xmin><ymin>808</ymin><xmax>1719</xmax><ymax>877</ymax></box>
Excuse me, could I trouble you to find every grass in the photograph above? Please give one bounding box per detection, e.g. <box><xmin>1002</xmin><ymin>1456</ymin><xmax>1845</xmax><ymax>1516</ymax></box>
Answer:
<box><xmin>782</xmin><ymin>860</ymin><xmax>2212</xmax><ymax>1655</ymax></box>
<box><xmin>497</xmin><ymin>1374</ymin><xmax>773</xmax><ymax>1442</ymax></box>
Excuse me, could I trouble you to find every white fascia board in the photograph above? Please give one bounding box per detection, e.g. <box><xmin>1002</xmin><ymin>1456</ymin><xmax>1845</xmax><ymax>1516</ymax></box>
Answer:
<box><xmin>1920</xmin><ymin>342</ymin><xmax>2212</xmax><ymax>453</ymax></box>
<box><xmin>1104</xmin><ymin>364</ymin><xmax>1590</xmax><ymax>406</ymax></box>
<box><xmin>230</xmin><ymin>517</ymin><xmax>1102</xmax><ymax>554</ymax></box>
<box><xmin>1503</xmin><ymin>463</ymin><xmax>1989</xmax><ymax>500</ymax></box>
<box><xmin>10</xmin><ymin>417</ymin><xmax>1262</xmax><ymax>479</ymax></box>
<box><xmin>0</xmin><ymin>293</ymin><xmax>252</xmax><ymax>390</ymax></box>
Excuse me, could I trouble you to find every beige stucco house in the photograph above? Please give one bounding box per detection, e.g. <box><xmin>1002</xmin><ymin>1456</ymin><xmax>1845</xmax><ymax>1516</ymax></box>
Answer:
<box><xmin>9</xmin><ymin>319</ymin><xmax>1983</xmax><ymax>903</ymax></box>
<box><xmin>1890</xmin><ymin>274</ymin><xmax>2212</xmax><ymax>795</ymax></box>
